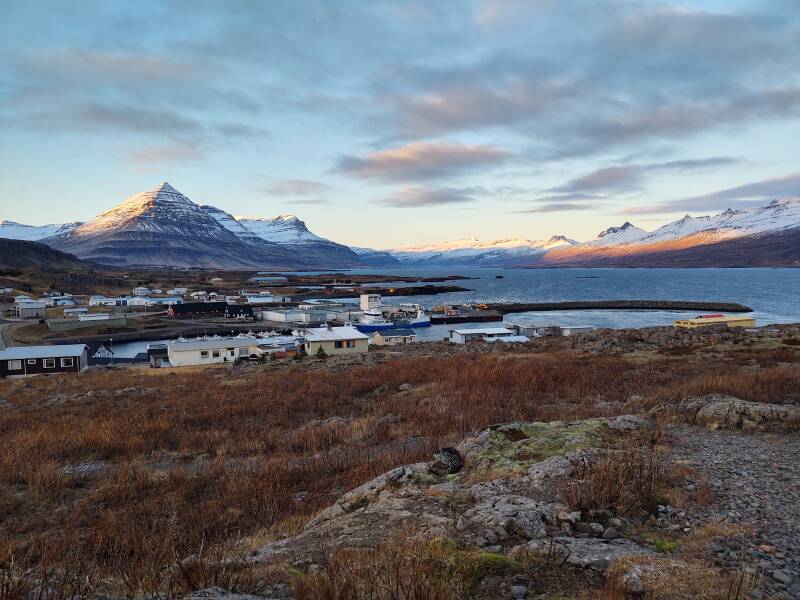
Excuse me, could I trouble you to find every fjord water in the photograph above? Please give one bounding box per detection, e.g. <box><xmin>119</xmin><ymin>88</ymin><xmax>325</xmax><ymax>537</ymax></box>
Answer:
<box><xmin>111</xmin><ymin>267</ymin><xmax>799</xmax><ymax>355</ymax></box>
<box><xmin>346</xmin><ymin>267</ymin><xmax>800</xmax><ymax>340</ymax></box>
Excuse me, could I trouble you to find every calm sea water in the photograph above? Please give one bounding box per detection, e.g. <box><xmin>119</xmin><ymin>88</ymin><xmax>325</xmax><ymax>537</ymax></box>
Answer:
<box><xmin>112</xmin><ymin>268</ymin><xmax>800</xmax><ymax>354</ymax></box>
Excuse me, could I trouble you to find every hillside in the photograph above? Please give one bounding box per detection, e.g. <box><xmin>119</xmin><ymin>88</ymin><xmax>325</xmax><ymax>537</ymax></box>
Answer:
<box><xmin>0</xmin><ymin>238</ymin><xmax>92</xmax><ymax>270</ymax></box>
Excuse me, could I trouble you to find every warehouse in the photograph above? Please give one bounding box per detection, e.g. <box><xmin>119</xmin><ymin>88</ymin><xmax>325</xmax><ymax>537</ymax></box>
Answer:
<box><xmin>673</xmin><ymin>314</ymin><xmax>756</xmax><ymax>329</ymax></box>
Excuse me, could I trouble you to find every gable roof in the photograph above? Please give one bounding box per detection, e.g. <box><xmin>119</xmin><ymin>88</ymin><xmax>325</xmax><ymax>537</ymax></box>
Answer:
<box><xmin>374</xmin><ymin>329</ymin><xmax>416</xmax><ymax>337</ymax></box>
<box><xmin>0</xmin><ymin>344</ymin><xmax>88</xmax><ymax>360</ymax></box>
<box><xmin>304</xmin><ymin>326</ymin><xmax>369</xmax><ymax>342</ymax></box>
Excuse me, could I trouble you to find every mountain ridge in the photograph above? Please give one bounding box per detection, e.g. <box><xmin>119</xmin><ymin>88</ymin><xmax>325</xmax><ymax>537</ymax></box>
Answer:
<box><xmin>2</xmin><ymin>187</ymin><xmax>798</xmax><ymax>269</ymax></box>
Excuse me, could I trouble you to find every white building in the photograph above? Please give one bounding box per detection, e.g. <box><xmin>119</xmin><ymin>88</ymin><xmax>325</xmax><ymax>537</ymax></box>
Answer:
<box><xmin>189</xmin><ymin>291</ymin><xmax>208</xmax><ymax>300</ymax></box>
<box><xmin>304</xmin><ymin>326</ymin><xmax>369</xmax><ymax>356</ymax></box>
<box><xmin>448</xmin><ymin>327</ymin><xmax>529</xmax><ymax>344</ymax></box>
<box><xmin>167</xmin><ymin>288</ymin><xmax>188</xmax><ymax>296</ymax></box>
<box><xmin>63</xmin><ymin>307</ymin><xmax>89</xmax><ymax>317</ymax></box>
<box><xmin>167</xmin><ymin>337</ymin><xmax>265</xmax><ymax>367</ymax></box>
<box><xmin>132</xmin><ymin>287</ymin><xmax>151</xmax><ymax>296</ymax></box>
<box><xmin>78</xmin><ymin>313</ymin><xmax>112</xmax><ymax>322</ymax></box>
<box><xmin>360</xmin><ymin>294</ymin><xmax>382</xmax><ymax>311</ymax></box>
<box><xmin>89</xmin><ymin>296</ymin><xmax>119</xmax><ymax>307</ymax></box>
<box><xmin>13</xmin><ymin>301</ymin><xmax>47</xmax><ymax>319</ymax></box>
<box><xmin>560</xmin><ymin>325</ymin><xmax>595</xmax><ymax>336</ymax></box>
<box><xmin>260</xmin><ymin>308</ymin><xmax>304</xmax><ymax>325</ymax></box>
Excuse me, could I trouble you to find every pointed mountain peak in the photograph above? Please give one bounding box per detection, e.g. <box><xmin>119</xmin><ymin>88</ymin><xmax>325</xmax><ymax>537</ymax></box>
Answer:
<box><xmin>597</xmin><ymin>221</ymin><xmax>637</xmax><ymax>238</ymax></box>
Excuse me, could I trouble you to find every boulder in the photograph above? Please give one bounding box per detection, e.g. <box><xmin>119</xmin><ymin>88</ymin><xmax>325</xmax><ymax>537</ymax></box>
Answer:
<box><xmin>678</xmin><ymin>394</ymin><xmax>800</xmax><ymax>431</ymax></box>
<box><xmin>429</xmin><ymin>447</ymin><xmax>464</xmax><ymax>475</ymax></box>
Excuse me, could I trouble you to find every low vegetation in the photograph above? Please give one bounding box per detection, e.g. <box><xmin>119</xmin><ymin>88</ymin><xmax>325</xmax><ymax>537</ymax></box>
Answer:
<box><xmin>1</xmin><ymin>334</ymin><xmax>798</xmax><ymax>597</ymax></box>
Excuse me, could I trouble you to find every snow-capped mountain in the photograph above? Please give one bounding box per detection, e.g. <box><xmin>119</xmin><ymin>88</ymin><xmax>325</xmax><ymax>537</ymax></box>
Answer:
<box><xmin>389</xmin><ymin>236</ymin><xmax>579</xmax><ymax>267</ymax></box>
<box><xmin>590</xmin><ymin>222</ymin><xmax>648</xmax><ymax>246</ymax></box>
<box><xmin>376</xmin><ymin>198</ymin><xmax>800</xmax><ymax>267</ymax></box>
<box><xmin>203</xmin><ymin>209</ymin><xmax>361</xmax><ymax>266</ymax></box>
<box><xmin>34</xmin><ymin>183</ymin><xmax>362</xmax><ymax>269</ymax></box>
<box><xmin>0</xmin><ymin>220</ymin><xmax>80</xmax><ymax>241</ymax></box>
<box><xmin>541</xmin><ymin>198</ymin><xmax>800</xmax><ymax>267</ymax></box>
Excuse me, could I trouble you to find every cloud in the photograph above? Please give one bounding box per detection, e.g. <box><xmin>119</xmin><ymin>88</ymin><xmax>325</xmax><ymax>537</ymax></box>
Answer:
<box><xmin>283</xmin><ymin>198</ymin><xmax>330</xmax><ymax>205</ymax></box>
<box><xmin>264</xmin><ymin>179</ymin><xmax>333</xmax><ymax>196</ymax></box>
<box><xmin>549</xmin><ymin>165</ymin><xmax>644</xmax><ymax>194</ymax></box>
<box><xmin>125</xmin><ymin>140</ymin><xmax>204</xmax><ymax>165</ymax></box>
<box><xmin>336</xmin><ymin>142</ymin><xmax>512</xmax><ymax>182</ymax></box>
<box><xmin>516</xmin><ymin>202</ymin><xmax>598</xmax><ymax>213</ymax></box>
<box><xmin>380</xmin><ymin>186</ymin><xmax>478</xmax><ymax>208</ymax></box>
<box><xmin>535</xmin><ymin>156</ymin><xmax>740</xmax><ymax>204</ymax></box>
<box><xmin>626</xmin><ymin>172</ymin><xmax>800</xmax><ymax>214</ymax></box>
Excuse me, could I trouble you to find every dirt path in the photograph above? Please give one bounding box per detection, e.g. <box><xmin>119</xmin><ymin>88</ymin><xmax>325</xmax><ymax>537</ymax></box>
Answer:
<box><xmin>669</xmin><ymin>425</ymin><xmax>800</xmax><ymax>599</ymax></box>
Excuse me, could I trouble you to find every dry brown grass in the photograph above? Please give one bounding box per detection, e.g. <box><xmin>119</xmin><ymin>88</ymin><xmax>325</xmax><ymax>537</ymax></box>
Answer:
<box><xmin>601</xmin><ymin>555</ymin><xmax>755</xmax><ymax>600</ymax></box>
<box><xmin>0</xmin><ymin>344</ymin><xmax>797</xmax><ymax>596</ymax></box>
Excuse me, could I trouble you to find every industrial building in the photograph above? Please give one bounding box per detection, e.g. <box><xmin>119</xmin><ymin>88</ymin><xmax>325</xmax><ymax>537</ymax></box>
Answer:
<box><xmin>673</xmin><ymin>314</ymin><xmax>757</xmax><ymax>329</ymax></box>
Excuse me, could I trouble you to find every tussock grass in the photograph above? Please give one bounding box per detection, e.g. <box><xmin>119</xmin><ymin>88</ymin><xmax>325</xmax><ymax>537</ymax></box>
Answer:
<box><xmin>0</xmin><ymin>347</ymin><xmax>797</xmax><ymax>596</ymax></box>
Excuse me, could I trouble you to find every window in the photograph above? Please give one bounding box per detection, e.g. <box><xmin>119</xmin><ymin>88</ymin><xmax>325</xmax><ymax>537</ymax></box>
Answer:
<box><xmin>60</xmin><ymin>357</ymin><xmax>74</xmax><ymax>368</ymax></box>
<box><xmin>8</xmin><ymin>360</ymin><xmax>22</xmax><ymax>371</ymax></box>
<box><xmin>200</xmin><ymin>350</ymin><xmax>209</xmax><ymax>358</ymax></box>
<box><xmin>334</xmin><ymin>341</ymin><xmax>343</xmax><ymax>348</ymax></box>
<box><xmin>27</xmin><ymin>359</ymin><xmax>36</xmax><ymax>364</ymax></box>
<box><xmin>346</xmin><ymin>340</ymin><xmax>356</xmax><ymax>348</ymax></box>
<box><xmin>43</xmin><ymin>358</ymin><xmax>55</xmax><ymax>368</ymax></box>
<box><xmin>212</xmin><ymin>350</ymin><xmax>221</xmax><ymax>358</ymax></box>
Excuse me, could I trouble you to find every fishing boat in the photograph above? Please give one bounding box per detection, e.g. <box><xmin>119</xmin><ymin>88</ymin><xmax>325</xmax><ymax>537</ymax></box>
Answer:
<box><xmin>355</xmin><ymin>308</ymin><xmax>395</xmax><ymax>331</ymax></box>
<box><xmin>394</xmin><ymin>303</ymin><xmax>432</xmax><ymax>327</ymax></box>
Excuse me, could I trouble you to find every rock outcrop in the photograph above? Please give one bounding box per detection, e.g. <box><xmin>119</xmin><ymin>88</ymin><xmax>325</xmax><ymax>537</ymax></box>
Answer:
<box><xmin>676</xmin><ymin>394</ymin><xmax>800</xmax><ymax>431</ymax></box>
<box><xmin>253</xmin><ymin>416</ymin><xmax>657</xmax><ymax>576</ymax></box>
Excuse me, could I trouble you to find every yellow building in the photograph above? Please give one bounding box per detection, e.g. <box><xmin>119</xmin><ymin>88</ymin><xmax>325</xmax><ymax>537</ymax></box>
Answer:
<box><xmin>673</xmin><ymin>315</ymin><xmax>756</xmax><ymax>329</ymax></box>
<box><xmin>304</xmin><ymin>325</ymin><xmax>369</xmax><ymax>356</ymax></box>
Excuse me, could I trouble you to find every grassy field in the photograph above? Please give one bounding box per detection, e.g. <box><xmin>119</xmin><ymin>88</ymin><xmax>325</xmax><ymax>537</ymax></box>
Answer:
<box><xmin>1</xmin><ymin>332</ymin><xmax>799</xmax><ymax>598</ymax></box>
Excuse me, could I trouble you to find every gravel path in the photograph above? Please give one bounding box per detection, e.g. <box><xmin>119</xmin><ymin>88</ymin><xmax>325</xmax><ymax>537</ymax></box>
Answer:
<box><xmin>669</xmin><ymin>425</ymin><xmax>800</xmax><ymax>600</ymax></box>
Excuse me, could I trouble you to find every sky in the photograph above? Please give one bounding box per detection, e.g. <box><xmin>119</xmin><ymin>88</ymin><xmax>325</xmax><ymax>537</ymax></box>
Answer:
<box><xmin>1</xmin><ymin>0</ymin><xmax>799</xmax><ymax>249</ymax></box>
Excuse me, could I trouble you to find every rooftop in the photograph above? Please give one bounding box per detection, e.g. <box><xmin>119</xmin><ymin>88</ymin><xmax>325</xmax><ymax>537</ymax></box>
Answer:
<box><xmin>374</xmin><ymin>329</ymin><xmax>416</xmax><ymax>337</ymax></box>
<box><xmin>451</xmin><ymin>327</ymin><xmax>514</xmax><ymax>335</ymax></box>
<box><xmin>167</xmin><ymin>337</ymin><xmax>262</xmax><ymax>352</ymax></box>
<box><xmin>0</xmin><ymin>344</ymin><xmax>88</xmax><ymax>360</ymax></box>
<box><xmin>304</xmin><ymin>326</ymin><xmax>369</xmax><ymax>342</ymax></box>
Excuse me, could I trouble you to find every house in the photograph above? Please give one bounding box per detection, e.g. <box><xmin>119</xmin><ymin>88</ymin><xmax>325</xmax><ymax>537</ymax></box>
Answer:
<box><xmin>673</xmin><ymin>315</ymin><xmax>756</xmax><ymax>329</ymax></box>
<box><xmin>166</xmin><ymin>337</ymin><xmax>264</xmax><ymax>367</ymax></box>
<box><xmin>370</xmin><ymin>329</ymin><xmax>417</xmax><ymax>346</ymax></box>
<box><xmin>304</xmin><ymin>325</ymin><xmax>369</xmax><ymax>356</ymax></box>
<box><xmin>44</xmin><ymin>295</ymin><xmax>77</xmax><ymax>307</ymax></box>
<box><xmin>151</xmin><ymin>289</ymin><xmax>163</xmax><ymax>295</ymax></box>
<box><xmin>167</xmin><ymin>288</ymin><xmax>188</xmax><ymax>296</ymax></box>
<box><xmin>189</xmin><ymin>291</ymin><xmax>208</xmax><ymax>300</ymax></box>
<box><xmin>63</xmin><ymin>307</ymin><xmax>89</xmax><ymax>317</ymax></box>
<box><xmin>167</xmin><ymin>302</ymin><xmax>227</xmax><ymax>318</ymax></box>
<box><xmin>0</xmin><ymin>344</ymin><xmax>89</xmax><ymax>378</ymax></box>
<box><xmin>13</xmin><ymin>295</ymin><xmax>33</xmax><ymax>303</ymax></box>
<box><xmin>448</xmin><ymin>327</ymin><xmax>529</xmax><ymax>344</ymax></box>
<box><xmin>224</xmin><ymin>304</ymin><xmax>255</xmax><ymax>320</ymax></box>
<box><xmin>12</xmin><ymin>301</ymin><xmax>47</xmax><ymax>319</ymax></box>
<box><xmin>132</xmin><ymin>287</ymin><xmax>151</xmax><ymax>296</ymax></box>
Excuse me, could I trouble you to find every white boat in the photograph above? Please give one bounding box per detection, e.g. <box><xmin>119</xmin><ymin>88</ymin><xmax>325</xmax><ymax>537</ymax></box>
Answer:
<box><xmin>395</xmin><ymin>303</ymin><xmax>431</xmax><ymax>327</ymax></box>
<box><xmin>356</xmin><ymin>308</ymin><xmax>395</xmax><ymax>331</ymax></box>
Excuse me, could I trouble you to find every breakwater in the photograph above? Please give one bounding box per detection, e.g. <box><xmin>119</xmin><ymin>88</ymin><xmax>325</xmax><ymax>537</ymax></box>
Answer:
<box><xmin>484</xmin><ymin>300</ymin><xmax>753</xmax><ymax>314</ymax></box>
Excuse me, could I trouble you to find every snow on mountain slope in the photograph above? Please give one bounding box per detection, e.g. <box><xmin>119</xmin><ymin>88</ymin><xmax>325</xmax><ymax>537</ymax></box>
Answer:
<box><xmin>390</xmin><ymin>235</ymin><xmax>579</xmax><ymax>266</ymax></box>
<box><xmin>636</xmin><ymin>198</ymin><xmax>800</xmax><ymax>245</ymax></box>
<box><xmin>203</xmin><ymin>208</ymin><xmax>363</xmax><ymax>266</ymax></box>
<box><xmin>67</xmin><ymin>183</ymin><xmax>237</xmax><ymax>242</ymax></box>
<box><xmin>0</xmin><ymin>220</ymin><xmax>80</xmax><ymax>241</ymax></box>
<box><xmin>236</xmin><ymin>215</ymin><xmax>324</xmax><ymax>244</ymax></box>
<box><xmin>588</xmin><ymin>222</ymin><xmax>649</xmax><ymax>246</ymax></box>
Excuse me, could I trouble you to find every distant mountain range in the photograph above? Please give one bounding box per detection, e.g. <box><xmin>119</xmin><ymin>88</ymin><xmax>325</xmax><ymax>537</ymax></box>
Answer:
<box><xmin>1</xmin><ymin>184</ymin><xmax>798</xmax><ymax>269</ymax></box>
